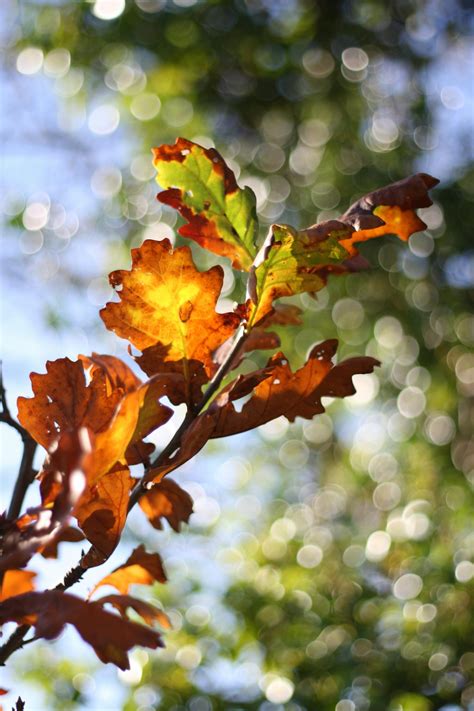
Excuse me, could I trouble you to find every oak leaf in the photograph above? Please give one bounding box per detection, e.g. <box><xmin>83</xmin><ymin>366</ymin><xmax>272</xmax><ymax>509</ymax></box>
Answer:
<box><xmin>248</xmin><ymin>222</ymin><xmax>351</xmax><ymax>325</ymax></box>
<box><xmin>17</xmin><ymin>358</ymin><xmax>120</xmax><ymax>450</ymax></box>
<box><xmin>246</xmin><ymin>173</ymin><xmax>438</xmax><ymax>324</ymax></box>
<box><xmin>339</xmin><ymin>172</ymin><xmax>439</xmax><ymax>253</ymax></box>
<box><xmin>89</xmin><ymin>544</ymin><xmax>166</xmax><ymax>596</ymax></box>
<box><xmin>77</xmin><ymin>465</ymin><xmax>134</xmax><ymax>568</ymax></box>
<box><xmin>100</xmin><ymin>239</ymin><xmax>240</xmax><ymax>407</ymax></box>
<box><xmin>97</xmin><ymin>594</ymin><xmax>171</xmax><ymax>628</ymax></box>
<box><xmin>153</xmin><ymin>138</ymin><xmax>258</xmax><ymax>270</ymax></box>
<box><xmin>139</xmin><ymin>478</ymin><xmax>193</xmax><ymax>532</ymax></box>
<box><xmin>144</xmin><ymin>340</ymin><xmax>379</xmax><ymax>484</ymax></box>
<box><xmin>0</xmin><ymin>591</ymin><xmax>163</xmax><ymax>669</ymax></box>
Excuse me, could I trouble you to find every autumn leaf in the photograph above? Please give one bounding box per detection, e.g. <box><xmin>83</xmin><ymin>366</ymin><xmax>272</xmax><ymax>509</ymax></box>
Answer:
<box><xmin>77</xmin><ymin>465</ymin><xmax>134</xmax><ymax>568</ymax></box>
<box><xmin>247</xmin><ymin>221</ymin><xmax>351</xmax><ymax>325</ymax></box>
<box><xmin>208</xmin><ymin>339</ymin><xmax>380</xmax><ymax>437</ymax></box>
<box><xmin>0</xmin><ymin>570</ymin><xmax>36</xmax><ymax>602</ymax></box>
<box><xmin>100</xmin><ymin>238</ymin><xmax>240</xmax><ymax>407</ymax></box>
<box><xmin>19</xmin><ymin>357</ymin><xmax>171</xmax><ymax>487</ymax></box>
<box><xmin>40</xmin><ymin>527</ymin><xmax>85</xmax><ymax>559</ymax></box>
<box><xmin>339</xmin><ymin>172</ymin><xmax>439</xmax><ymax>253</ymax></box>
<box><xmin>17</xmin><ymin>358</ymin><xmax>120</xmax><ymax>451</ymax></box>
<box><xmin>89</xmin><ymin>544</ymin><xmax>166</xmax><ymax>596</ymax></box>
<box><xmin>144</xmin><ymin>340</ymin><xmax>379</xmax><ymax>485</ymax></box>
<box><xmin>153</xmin><ymin>137</ymin><xmax>258</xmax><ymax>270</ymax></box>
<box><xmin>139</xmin><ymin>479</ymin><xmax>193</xmax><ymax>532</ymax></box>
<box><xmin>0</xmin><ymin>591</ymin><xmax>163</xmax><ymax>669</ymax></box>
<box><xmin>0</xmin><ymin>430</ymin><xmax>88</xmax><ymax>572</ymax></box>
<box><xmin>246</xmin><ymin>173</ymin><xmax>438</xmax><ymax>324</ymax></box>
<box><xmin>97</xmin><ymin>594</ymin><xmax>171</xmax><ymax>628</ymax></box>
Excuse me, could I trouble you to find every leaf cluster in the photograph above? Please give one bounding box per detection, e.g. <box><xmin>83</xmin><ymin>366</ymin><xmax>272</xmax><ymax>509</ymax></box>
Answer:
<box><xmin>0</xmin><ymin>138</ymin><xmax>437</xmax><ymax>676</ymax></box>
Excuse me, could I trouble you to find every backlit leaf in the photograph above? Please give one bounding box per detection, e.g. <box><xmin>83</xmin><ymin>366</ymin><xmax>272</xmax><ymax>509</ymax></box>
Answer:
<box><xmin>247</xmin><ymin>173</ymin><xmax>438</xmax><ymax>324</ymax></box>
<box><xmin>247</xmin><ymin>222</ymin><xmax>351</xmax><ymax>325</ymax></box>
<box><xmin>90</xmin><ymin>544</ymin><xmax>166</xmax><ymax>596</ymax></box>
<box><xmin>139</xmin><ymin>479</ymin><xmax>193</xmax><ymax>532</ymax></box>
<box><xmin>97</xmin><ymin>594</ymin><xmax>171</xmax><ymax>628</ymax></box>
<box><xmin>0</xmin><ymin>591</ymin><xmax>163</xmax><ymax>669</ymax></box>
<box><xmin>144</xmin><ymin>340</ymin><xmax>379</xmax><ymax>484</ymax></box>
<box><xmin>0</xmin><ymin>570</ymin><xmax>36</xmax><ymax>602</ymax></box>
<box><xmin>100</xmin><ymin>239</ymin><xmax>240</xmax><ymax>407</ymax></box>
<box><xmin>153</xmin><ymin>138</ymin><xmax>258</xmax><ymax>270</ymax></box>
<box><xmin>77</xmin><ymin>465</ymin><xmax>134</xmax><ymax>568</ymax></box>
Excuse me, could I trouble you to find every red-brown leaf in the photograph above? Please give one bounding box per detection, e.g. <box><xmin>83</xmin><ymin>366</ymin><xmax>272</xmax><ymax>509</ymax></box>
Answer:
<box><xmin>0</xmin><ymin>591</ymin><xmax>163</xmax><ymax>669</ymax></box>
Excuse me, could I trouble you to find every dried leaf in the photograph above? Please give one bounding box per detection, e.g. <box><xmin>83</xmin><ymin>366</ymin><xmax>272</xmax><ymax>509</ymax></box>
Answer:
<box><xmin>340</xmin><ymin>172</ymin><xmax>439</xmax><ymax>253</ymax></box>
<box><xmin>77</xmin><ymin>465</ymin><xmax>134</xmax><ymax>568</ymax></box>
<box><xmin>139</xmin><ymin>479</ymin><xmax>193</xmax><ymax>532</ymax></box>
<box><xmin>100</xmin><ymin>239</ymin><xmax>240</xmax><ymax>406</ymax></box>
<box><xmin>0</xmin><ymin>430</ymin><xmax>88</xmax><ymax>571</ymax></box>
<box><xmin>97</xmin><ymin>594</ymin><xmax>171</xmax><ymax>628</ymax></box>
<box><xmin>153</xmin><ymin>138</ymin><xmax>258</xmax><ymax>270</ymax></box>
<box><xmin>0</xmin><ymin>570</ymin><xmax>36</xmax><ymax>602</ymax></box>
<box><xmin>208</xmin><ymin>340</ymin><xmax>380</xmax><ymax>437</ymax></box>
<box><xmin>40</xmin><ymin>527</ymin><xmax>85</xmax><ymax>559</ymax></box>
<box><xmin>89</xmin><ymin>544</ymin><xmax>166</xmax><ymax>596</ymax></box>
<box><xmin>0</xmin><ymin>591</ymin><xmax>163</xmax><ymax>669</ymax></box>
<box><xmin>145</xmin><ymin>340</ymin><xmax>379</xmax><ymax>485</ymax></box>
<box><xmin>17</xmin><ymin>358</ymin><xmax>120</xmax><ymax>450</ymax></box>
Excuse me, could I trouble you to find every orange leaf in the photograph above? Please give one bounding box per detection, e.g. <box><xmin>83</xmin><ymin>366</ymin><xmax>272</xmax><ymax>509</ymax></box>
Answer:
<box><xmin>90</xmin><ymin>544</ymin><xmax>166</xmax><ymax>596</ymax></box>
<box><xmin>0</xmin><ymin>591</ymin><xmax>163</xmax><ymax>670</ymax></box>
<box><xmin>77</xmin><ymin>465</ymin><xmax>134</xmax><ymax>568</ymax></box>
<box><xmin>97</xmin><ymin>594</ymin><xmax>171</xmax><ymax>628</ymax></box>
<box><xmin>100</xmin><ymin>239</ymin><xmax>240</xmax><ymax>407</ymax></box>
<box><xmin>139</xmin><ymin>479</ymin><xmax>193</xmax><ymax>532</ymax></box>
<box><xmin>0</xmin><ymin>570</ymin><xmax>36</xmax><ymax>602</ymax></box>
<box><xmin>339</xmin><ymin>173</ymin><xmax>439</xmax><ymax>255</ymax></box>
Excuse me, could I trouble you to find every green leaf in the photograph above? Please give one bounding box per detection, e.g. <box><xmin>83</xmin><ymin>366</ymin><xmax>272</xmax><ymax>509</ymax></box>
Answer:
<box><xmin>247</xmin><ymin>221</ymin><xmax>351</xmax><ymax>326</ymax></box>
<box><xmin>153</xmin><ymin>138</ymin><xmax>258</xmax><ymax>271</ymax></box>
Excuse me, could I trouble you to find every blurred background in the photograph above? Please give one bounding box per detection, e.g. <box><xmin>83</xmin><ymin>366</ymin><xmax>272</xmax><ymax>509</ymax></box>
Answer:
<box><xmin>1</xmin><ymin>0</ymin><xmax>473</xmax><ymax>709</ymax></box>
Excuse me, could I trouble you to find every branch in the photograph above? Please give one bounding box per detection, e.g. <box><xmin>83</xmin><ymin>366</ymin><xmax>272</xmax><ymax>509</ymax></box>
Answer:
<box><xmin>0</xmin><ymin>364</ymin><xmax>38</xmax><ymax>521</ymax></box>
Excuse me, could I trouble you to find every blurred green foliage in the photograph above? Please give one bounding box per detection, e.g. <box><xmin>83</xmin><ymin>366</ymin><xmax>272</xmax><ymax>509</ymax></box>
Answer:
<box><xmin>2</xmin><ymin>0</ymin><xmax>473</xmax><ymax>709</ymax></box>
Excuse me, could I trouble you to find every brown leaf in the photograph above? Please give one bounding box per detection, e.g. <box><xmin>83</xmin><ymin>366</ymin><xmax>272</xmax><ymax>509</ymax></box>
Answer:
<box><xmin>97</xmin><ymin>594</ymin><xmax>171</xmax><ymax>628</ymax></box>
<box><xmin>339</xmin><ymin>173</ymin><xmax>439</xmax><ymax>254</ymax></box>
<box><xmin>0</xmin><ymin>430</ymin><xmax>88</xmax><ymax>571</ymax></box>
<box><xmin>139</xmin><ymin>479</ymin><xmax>193</xmax><ymax>532</ymax></box>
<box><xmin>77</xmin><ymin>465</ymin><xmax>134</xmax><ymax>568</ymax></box>
<box><xmin>100</xmin><ymin>239</ymin><xmax>241</xmax><ymax>407</ymax></box>
<box><xmin>144</xmin><ymin>340</ymin><xmax>379</xmax><ymax>484</ymax></box>
<box><xmin>17</xmin><ymin>358</ymin><xmax>121</xmax><ymax>450</ymax></box>
<box><xmin>0</xmin><ymin>591</ymin><xmax>163</xmax><ymax>669</ymax></box>
<box><xmin>0</xmin><ymin>570</ymin><xmax>36</xmax><ymax>602</ymax></box>
<box><xmin>40</xmin><ymin>527</ymin><xmax>85</xmax><ymax>559</ymax></box>
<box><xmin>89</xmin><ymin>544</ymin><xmax>167</xmax><ymax>596</ymax></box>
